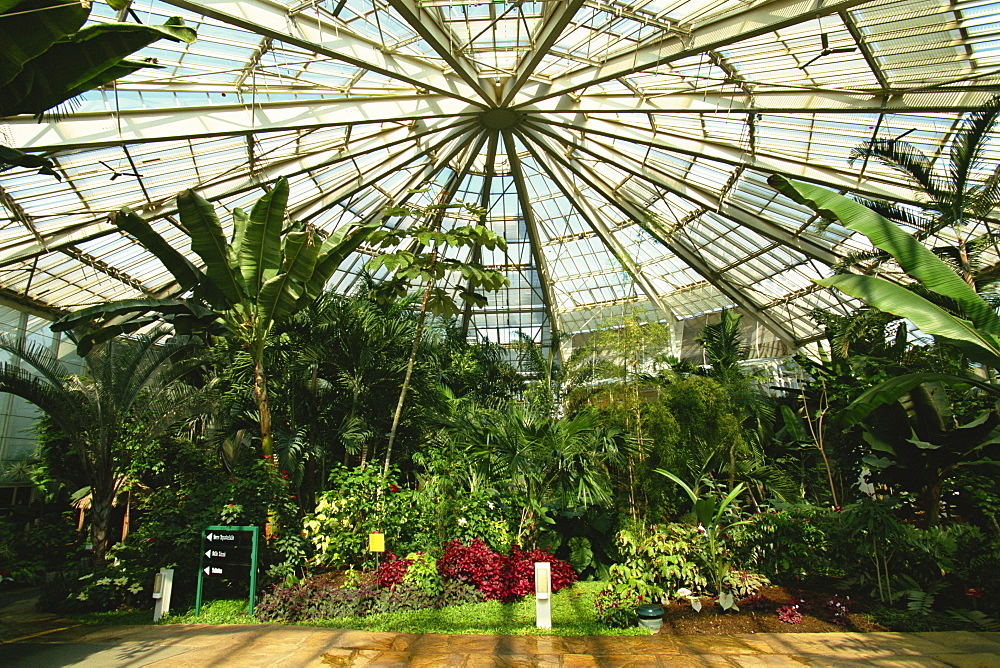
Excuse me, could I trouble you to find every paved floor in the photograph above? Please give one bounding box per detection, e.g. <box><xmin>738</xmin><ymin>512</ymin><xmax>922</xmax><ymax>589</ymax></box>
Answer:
<box><xmin>2</xmin><ymin>590</ymin><xmax>999</xmax><ymax>667</ymax></box>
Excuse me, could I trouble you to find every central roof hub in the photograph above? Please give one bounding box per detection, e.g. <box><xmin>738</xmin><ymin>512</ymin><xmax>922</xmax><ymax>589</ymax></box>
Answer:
<box><xmin>479</xmin><ymin>108</ymin><xmax>521</xmax><ymax>130</ymax></box>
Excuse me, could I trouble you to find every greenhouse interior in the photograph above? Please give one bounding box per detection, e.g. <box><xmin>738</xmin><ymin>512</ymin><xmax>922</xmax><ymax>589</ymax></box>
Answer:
<box><xmin>1</xmin><ymin>0</ymin><xmax>1000</xmax><ymax>649</ymax></box>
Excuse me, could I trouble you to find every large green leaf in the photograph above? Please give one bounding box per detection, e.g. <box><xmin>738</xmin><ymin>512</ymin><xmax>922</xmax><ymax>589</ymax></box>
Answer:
<box><xmin>0</xmin><ymin>0</ymin><xmax>88</xmax><ymax>87</ymax></box>
<box><xmin>256</xmin><ymin>230</ymin><xmax>321</xmax><ymax>329</ymax></box>
<box><xmin>113</xmin><ymin>210</ymin><xmax>204</xmax><ymax>292</ymax></box>
<box><xmin>770</xmin><ymin>175</ymin><xmax>1000</xmax><ymax>334</ymax></box>
<box><xmin>818</xmin><ymin>273</ymin><xmax>1000</xmax><ymax>367</ymax></box>
<box><xmin>240</xmin><ymin>177</ymin><xmax>288</xmax><ymax>298</ymax></box>
<box><xmin>0</xmin><ymin>144</ymin><xmax>59</xmax><ymax>179</ymax></box>
<box><xmin>841</xmin><ymin>371</ymin><xmax>1000</xmax><ymax>426</ymax></box>
<box><xmin>177</xmin><ymin>189</ymin><xmax>244</xmax><ymax>308</ymax></box>
<box><xmin>1</xmin><ymin>19</ymin><xmax>196</xmax><ymax>118</ymax></box>
<box><xmin>51</xmin><ymin>298</ymin><xmax>215</xmax><ymax>333</ymax></box>
<box><xmin>303</xmin><ymin>222</ymin><xmax>380</xmax><ymax>303</ymax></box>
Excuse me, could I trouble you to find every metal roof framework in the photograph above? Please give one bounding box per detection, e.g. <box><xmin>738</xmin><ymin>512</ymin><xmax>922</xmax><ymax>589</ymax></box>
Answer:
<box><xmin>2</xmin><ymin>0</ymin><xmax>1000</xmax><ymax>351</ymax></box>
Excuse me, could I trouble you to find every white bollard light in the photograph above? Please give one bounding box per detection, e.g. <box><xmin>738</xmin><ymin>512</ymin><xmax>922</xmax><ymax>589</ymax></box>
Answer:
<box><xmin>152</xmin><ymin>568</ymin><xmax>174</xmax><ymax>622</ymax></box>
<box><xmin>534</xmin><ymin>562</ymin><xmax>551</xmax><ymax>629</ymax></box>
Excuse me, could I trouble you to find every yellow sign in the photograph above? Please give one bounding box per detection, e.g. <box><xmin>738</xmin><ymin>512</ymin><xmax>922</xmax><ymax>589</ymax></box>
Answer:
<box><xmin>368</xmin><ymin>532</ymin><xmax>385</xmax><ymax>552</ymax></box>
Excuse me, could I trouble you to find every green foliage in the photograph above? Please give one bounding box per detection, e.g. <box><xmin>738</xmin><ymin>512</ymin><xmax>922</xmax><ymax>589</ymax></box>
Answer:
<box><xmin>400</xmin><ymin>552</ymin><xmax>443</xmax><ymax>595</ymax></box>
<box><xmin>728</xmin><ymin>506</ymin><xmax>852</xmax><ymax>583</ymax></box>
<box><xmin>0</xmin><ymin>0</ymin><xmax>196</xmax><ymax>119</ymax></box>
<box><xmin>303</xmin><ymin>465</ymin><xmax>427</xmax><ymax>568</ymax></box>
<box><xmin>603</xmin><ymin>523</ymin><xmax>708</xmax><ymax>605</ymax></box>
<box><xmin>656</xmin><ymin>472</ymin><xmax>751</xmax><ymax>605</ymax></box>
<box><xmin>291</xmin><ymin>581</ymin><xmax>646</xmax><ymax>636</ymax></box>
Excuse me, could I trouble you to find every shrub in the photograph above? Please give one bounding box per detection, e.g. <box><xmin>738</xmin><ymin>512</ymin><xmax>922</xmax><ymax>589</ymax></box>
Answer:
<box><xmin>374</xmin><ymin>552</ymin><xmax>412</xmax><ymax>588</ymax></box>
<box><xmin>437</xmin><ymin>539</ymin><xmax>576</xmax><ymax>603</ymax></box>
<box><xmin>594</xmin><ymin>585</ymin><xmax>643</xmax><ymax>628</ymax></box>
<box><xmin>401</xmin><ymin>552</ymin><xmax>443</xmax><ymax>595</ymax></box>
<box><xmin>728</xmin><ymin>506</ymin><xmax>850</xmax><ymax>583</ymax></box>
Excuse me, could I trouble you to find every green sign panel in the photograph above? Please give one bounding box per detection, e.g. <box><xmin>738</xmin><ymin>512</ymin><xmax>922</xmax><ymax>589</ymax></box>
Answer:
<box><xmin>195</xmin><ymin>525</ymin><xmax>260</xmax><ymax>616</ymax></box>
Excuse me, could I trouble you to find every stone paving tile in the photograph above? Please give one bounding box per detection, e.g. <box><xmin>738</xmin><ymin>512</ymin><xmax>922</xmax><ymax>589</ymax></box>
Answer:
<box><xmin>657</xmin><ymin>656</ymin><xmax>737</xmax><ymax>666</ymax></box>
<box><xmin>728</xmin><ymin>655</ymin><xmax>810</xmax><ymax>667</ymax></box>
<box><xmin>926</xmin><ymin>653</ymin><xmax>1000</xmax><ymax>668</ymax></box>
<box><xmin>867</xmin><ymin>658</ymin><xmax>953</xmax><ymax>667</ymax></box>
<box><xmin>917</xmin><ymin>631</ymin><xmax>1000</xmax><ymax>653</ymax></box>
<box><xmin>470</xmin><ymin>653</ymin><xmax>542</xmax><ymax>667</ymax></box>
<box><xmin>675</xmin><ymin>635</ymin><xmax>766</xmax><ymax>654</ymax></box>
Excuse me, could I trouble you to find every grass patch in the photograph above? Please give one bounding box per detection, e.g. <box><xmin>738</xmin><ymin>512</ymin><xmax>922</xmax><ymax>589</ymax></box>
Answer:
<box><xmin>298</xmin><ymin>581</ymin><xmax>647</xmax><ymax>636</ymax></box>
<box><xmin>75</xmin><ymin>583</ymin><xmax>645</xmax><ymax>636</ymax></box>
<box><xmin>163</xmin><ymin>598</ymin><xmax>258</xmax><ymax>625</ymax></box>
<box><xmin>70</xmin><ymin>608</ymin><xmax>155</xmax><ymax>625</ymax></box>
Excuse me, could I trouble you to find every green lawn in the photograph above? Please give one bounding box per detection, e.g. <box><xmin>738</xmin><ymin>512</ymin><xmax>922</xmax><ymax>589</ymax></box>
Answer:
<box><xmin>72</xmin><ymin>582</ymin><xmax>646</xmax><ymax>636</ymax></box>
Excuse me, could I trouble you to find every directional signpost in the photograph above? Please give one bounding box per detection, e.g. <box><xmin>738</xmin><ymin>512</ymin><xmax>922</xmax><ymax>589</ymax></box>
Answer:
<box><xmin>195</xmin><ymin>525</ymin><xmax>260</xmax><ymax>616</ymax></box>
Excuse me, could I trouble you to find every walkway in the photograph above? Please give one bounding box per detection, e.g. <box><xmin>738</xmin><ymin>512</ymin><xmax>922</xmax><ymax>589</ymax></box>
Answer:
<box><xmin>2</xmin><ymin>591</ymin><xmax>999</xmax><ymax>666</ymax></box>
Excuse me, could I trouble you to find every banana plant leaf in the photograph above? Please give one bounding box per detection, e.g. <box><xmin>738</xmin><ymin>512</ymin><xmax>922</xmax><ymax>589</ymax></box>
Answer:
<box><xmin>240</xmin><ymin>177</ymin><xmax>288</xmax><ymax>297</ymax></box>
<box><xmin>177</xmin><ymin>189</ymin><xmax>244</xmax><ymax>308</ymax></box>
<box><xmin>2</xmin><ymin>19</ymin><xmax>195</xmax><ymax>118</ymax></box>
<box><xmin>256</xmin><ymin>230</ymin><xmax>321</xmax><ymax>331</ymax></box>
<box><xmin>52</xmin><ymin>298</ymin><xmax>217</xmax><ymax>333</ymax></box>
<box><xmin>818</xmin><ymin>273</ymin><xmax>1000</xmax><ymax>368</ymax></box>
<box><xmin>769</xmin><ymin>174</ymin><xmax>1000</xmax><ymax>334</ymax></box>
<box><xmin>0</xmin><ymin>0</ymin><xmax>88</xmax><ymax>87</ymax></box>
<box><xmin>113</xmin><ymin>210</ymin><xmax>206</xmax><ymax>295</ymax></box>
<box><xmin>302</xmin><ymin>221</ymin><xmax>381</xmax><ymax>304</ymax></box>
<box><xmin>0</xmin><ymin>144</ymin><xmax>59</xmax><ymax>179</ymax></box>
<box><xmin>840</xmin><ymin>371</ymin><xmax>1000</xmax><ymax>426</ymax></box>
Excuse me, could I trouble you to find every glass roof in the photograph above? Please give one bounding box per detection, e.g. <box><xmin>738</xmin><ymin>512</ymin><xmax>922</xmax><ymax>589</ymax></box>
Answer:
<box><xmin>2</xmin><ymin>0</ymin><xmax>1000</xmax><ymax>352</ymax></box>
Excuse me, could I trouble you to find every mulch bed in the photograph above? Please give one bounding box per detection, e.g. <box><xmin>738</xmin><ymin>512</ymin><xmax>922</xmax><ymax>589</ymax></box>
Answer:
<box><xmin>659</xmin><ymin>585</ymin><xmax>885</xmax><ymax>635</ymax></box>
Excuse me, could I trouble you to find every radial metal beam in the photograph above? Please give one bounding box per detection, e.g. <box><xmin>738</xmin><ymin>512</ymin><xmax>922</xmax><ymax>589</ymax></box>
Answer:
<box><xmin>524</xmin><ymin>128</ymin><xmax>798</xmax><ymax>348</ymax></box>
<box><xmin>539</xmin><ymin>90</ymin><xmax>995</xmax><ymax>115</ymax></box>
<box><xmin>159</xmin><ymin>0</ymin><xmax>484</xmax><ymax>105</ymax></box>
<box><xmin>461</xmin><ymin>131</ymin><xmax>499</xmax><ymax>335</ymax></box>
<box><xmin>514</xmin><ymin>0</ymin><xmax>873</xmax><ymax>106</ymax></box>
<box><xmin>387</xmin><ymin>0</ymin><xmax>494</xmax><ymax>103</ymax></box>
<box><xmin>513</xmin><ymin>131</ymin><xmax>678</xmax><ymax>322</ymax></box>
<box><xmin>498</xmin><ymin>0</ymin><xmax>587</xmax><ymax>107</ymax></box>
<box><xmin>0</xmin><ymin>118</ymin><xmax>477</xmax><ymax>268</ymax></box>
<box><xmin>289</xmin><ymin>122</ymin><xmax>481</xmax><ymax>222</ymax></box>
<box><xmin>540</xmin><ymin>113</ymin><xmax>917</xmax><ymax>204</ymax></box>
<box><xmin>523</xmin><ymin>119</ymin><xmax>840</xmax><ymax>265</ymax></box>
<box><xmin>8</xmin><ymin>96</ymin><xmax>478</xmax><ymax>152</ymax></box>
<box><xmin>501</xmin><ymin>130</ymin><xmax>565</xmax><ymax>344</ymax></box>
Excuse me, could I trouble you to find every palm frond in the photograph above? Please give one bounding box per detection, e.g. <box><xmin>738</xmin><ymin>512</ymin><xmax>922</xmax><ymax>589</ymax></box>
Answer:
<box><xmin>968</xmin><ymin>163</ymin><xmax>1000</xmax><ymax>221</ymax></box>
<box><xmin>950</xmin><ymin>94</ymin><xmax>1000</xmax><ymax>202</ymax></box>
<box><xmin>0</xmin><ymin>335</ymin><xmax>69</xmax><ymax>387</ymax></box>
<box><xmin>850</xmin><ymin>138</ymin><xmax>944</xmax><ymax>202</ymax></box>
<box><xmin>849</xmin><ymin>195</ymin><xmax>931</xmax><ymax>230</ymax></box>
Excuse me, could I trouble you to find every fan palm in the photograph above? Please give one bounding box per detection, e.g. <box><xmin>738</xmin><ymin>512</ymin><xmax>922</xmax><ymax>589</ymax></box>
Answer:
<box><xmin>463</xmin><ymin>406</ymin><xmax>623</xmax><ymax>546</ymax></box>
<box><xmin>0</xmin><ymin>330</ymin><xmax>201</xmax><ymax>563</ymax></box>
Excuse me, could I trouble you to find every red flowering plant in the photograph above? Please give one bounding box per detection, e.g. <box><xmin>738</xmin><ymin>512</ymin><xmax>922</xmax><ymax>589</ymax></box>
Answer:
<box><xmin>436</xmin><ymin>539</ymin><xmax>576</xmax><ymax>603</ymax></box>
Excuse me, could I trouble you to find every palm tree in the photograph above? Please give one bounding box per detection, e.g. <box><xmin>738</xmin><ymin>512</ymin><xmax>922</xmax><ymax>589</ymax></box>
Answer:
<box><xmin>55</xmin><ymin>178</ymin><xmax>379</xmax><ymax>463</ymax></box>
<box><xmin>0</xmin><ymin>330</ymin><xmax>201</xmax><ymax>564</ymax></box>
<box><xmin>848</xmin><ymin>95</ymin><xmax>1000</xmax><ymax>289</ymax></box>
<box><xmin>463</xmin><ymin>406</ymin><xmax>623</xmax><ymax>546</ymax></box>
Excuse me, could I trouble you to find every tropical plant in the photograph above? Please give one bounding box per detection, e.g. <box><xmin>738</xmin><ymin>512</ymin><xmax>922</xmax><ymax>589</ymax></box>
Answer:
<box><xmin>656</xmin><ymin>470</ymin><xmax>750</xmax><ymax>609</ymax></box>
<box><xmin>0</xmin><ymin>0</ymin><xmax>197</xmax><ymax>177</ymax></box>
<box><xmin>0</xmin><ymin>330</ymin><xmax>200</xmax><ymax>563</ymax></box>
<box><xmin>769</xmin><ymin>175</ymin><xmax>1000</xmax><ymax>395</ymax></box>
<box><xmin>55</xmin><ymin>177</ymin><xmax>379</xmax><ymax>461</ymax></box>
<box><xmin>462</xmin><ymin>406</ymin><xmax>623</xmax><ymax>547</ymax></box>
<box><xmin>771</xmin><ymin>176</ymin><xmax>1000</xmax><ymax>524</ymax></box>
<box><xmin>847</xmin><ymin>95</ymin><xmax>1000</xmax><ymax>289</ymax></box>
<box><xmin>365</xmin><ymin>198</ymin><xmax>509</xmax><ymax>479</ymax></box>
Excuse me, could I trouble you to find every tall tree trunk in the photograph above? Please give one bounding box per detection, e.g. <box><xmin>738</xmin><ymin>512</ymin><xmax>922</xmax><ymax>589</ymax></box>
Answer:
<box><xmin>90</xmin><ymin>483</ymin><xmax>114</xmax><ymax>566</ymax></box>
<box><xmin>383</xmin><ymin>280</ymin><xmax>432</xmax><ymax>479</ymax></box>
<box><xmin>253</xmin><ymin>358</ymin><xmax>273</xmax><ymax>459</ymax></box>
